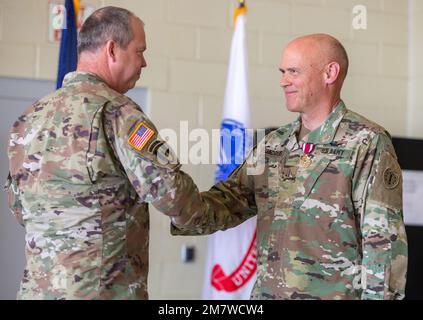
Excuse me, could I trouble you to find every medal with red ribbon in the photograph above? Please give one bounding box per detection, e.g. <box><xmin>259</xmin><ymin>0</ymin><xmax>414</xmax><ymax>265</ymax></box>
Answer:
<box><xmin>300</xmin><ymin>143</ymin><xmax>315</xmax><ymax>168</ymax></box>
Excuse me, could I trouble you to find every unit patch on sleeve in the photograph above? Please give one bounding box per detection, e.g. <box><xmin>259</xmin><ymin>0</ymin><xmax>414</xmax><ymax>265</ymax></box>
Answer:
<box><xmin>383</xmin><ymin>167</ymin><xmax>400</xmax><ymax>190</ymax></box>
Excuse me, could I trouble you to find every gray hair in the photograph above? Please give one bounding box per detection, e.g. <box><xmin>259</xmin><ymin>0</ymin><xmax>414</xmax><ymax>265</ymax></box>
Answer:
<box><xmin>77</xmin><ymin>6</ymin><xmax>143</xmax><ymax>55</ymax></box>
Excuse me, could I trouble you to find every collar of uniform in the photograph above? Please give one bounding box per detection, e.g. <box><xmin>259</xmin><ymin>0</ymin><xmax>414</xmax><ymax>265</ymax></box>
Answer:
<box><xmin>62</xmin><ymin>71</ymin><xmax>108</xmax><ymax>87</ymax></box>
<box><xmin>285</xmin><ymin>119</ymin><xmax>302</xmax><ymax>151</ymax></box>
<box><xmin>303</xmin><ymin>100</ymin><xmax>347</xmax><ymax>145</ymax></box>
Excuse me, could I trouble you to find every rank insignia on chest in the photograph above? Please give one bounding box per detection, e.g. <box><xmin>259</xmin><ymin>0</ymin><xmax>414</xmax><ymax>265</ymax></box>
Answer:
<box><xmin>300</xmin><ymin>143</ymin><xmax>315</xmax><ymax>168</ymax></box>
<box><xmin>128</xmin><ymin>122</ymin><xmax>155</xmax><ymax>151</ymax></box>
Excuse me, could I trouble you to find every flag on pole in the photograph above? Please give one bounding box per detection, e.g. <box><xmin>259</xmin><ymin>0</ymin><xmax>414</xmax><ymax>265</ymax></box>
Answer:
<box><xmin>203</xmin><ymin>0</ymin><xmax>257</xmax><ymax>300</ymax></box>
<box><xmin>56</xmin><ymin>0</ymin><xmax>79</xmax><ymax>89</ymax></box>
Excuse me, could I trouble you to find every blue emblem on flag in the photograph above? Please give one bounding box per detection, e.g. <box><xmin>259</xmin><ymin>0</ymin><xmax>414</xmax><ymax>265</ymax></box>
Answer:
<box><xmin>215</xmin><ymin>119</ymin><xmax>251</xmax><ymax>183</ymax></box>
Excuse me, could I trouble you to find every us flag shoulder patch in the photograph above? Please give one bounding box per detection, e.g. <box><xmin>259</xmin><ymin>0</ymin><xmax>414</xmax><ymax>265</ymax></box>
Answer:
<box><xmin>128</xmin><ymin>122</ymin><xmax>155</xmax><ymax>151</ymax></box>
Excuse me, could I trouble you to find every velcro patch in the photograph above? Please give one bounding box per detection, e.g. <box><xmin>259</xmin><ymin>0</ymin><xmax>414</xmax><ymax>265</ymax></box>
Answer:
<box><xmin>383</xmin><ymin>167</ymin><xmax>400</xmax><ymax>190</ymax></box>
<box><xmin>128</xmin><ymin>122</ymin><xmax>155</xmax><ymax>151</ymax></box>
<box><xmin>369</xmin><ymin>150</ymin><xmax>402</xmax><ymax>210</ymax></box>
<box><xmin>317</xmin><ymin>147</ymin><xmax>352</xmax><ymax>159</ymax></box>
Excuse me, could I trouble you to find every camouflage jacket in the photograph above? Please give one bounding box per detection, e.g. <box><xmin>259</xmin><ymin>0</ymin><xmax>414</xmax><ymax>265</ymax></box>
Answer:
<box><xmin>5</xmin><ymin>72</ymin><xmax>194</xmax><ymax>300</ymax></box>
<box><xmin>171</xmin><ymin>101</ymin><xmax>408</xmax><ymax>300</ymax></box>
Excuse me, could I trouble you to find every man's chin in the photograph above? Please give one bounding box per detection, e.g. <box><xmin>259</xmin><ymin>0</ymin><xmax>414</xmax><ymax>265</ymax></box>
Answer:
<box><xmin>285</xmin><ymin>104</ymin><xmax>297</xmax><ymax>113</ymax></box>
<box><xmin>126</xmin><ymin>81</ymin><xmax>138</xmax><ymax>92</ymax></box>
<box><xmin>130</xmin><ymin>78</ymin><xmax>140</xmax><ymax>89</ymax></box>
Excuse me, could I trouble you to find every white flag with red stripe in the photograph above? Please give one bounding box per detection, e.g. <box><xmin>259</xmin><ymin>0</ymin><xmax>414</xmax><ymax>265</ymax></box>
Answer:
<box><xmin>203</xmin><ymin>2</ymin><xmax>257</xmax><ymax>300</ymax></box>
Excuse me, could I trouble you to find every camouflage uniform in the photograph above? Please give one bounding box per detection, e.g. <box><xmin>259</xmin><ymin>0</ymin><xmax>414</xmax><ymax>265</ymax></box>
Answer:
<box><xmin>4</xmin><ymin>72</ymin><xmax>193</xmax><ymax>300</ymax></box>
<box><xmin>171</xmin><ymin>101</ymin><xmax>408</xmax><ymax>300</ymax></box>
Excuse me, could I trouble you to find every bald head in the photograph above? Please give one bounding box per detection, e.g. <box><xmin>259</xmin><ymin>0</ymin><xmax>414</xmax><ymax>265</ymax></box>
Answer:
<box><xmin>279</xmin><ymin>34</ymin><xmax>349</xmax><ymax>124</ymax></box>
<box><xmin>286</xmin><ymin>34</ymin><xmax>349</xmax><ymax>82</ymax></box>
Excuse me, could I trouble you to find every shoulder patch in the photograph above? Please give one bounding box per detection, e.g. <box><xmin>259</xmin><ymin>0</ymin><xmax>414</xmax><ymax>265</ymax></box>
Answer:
<box><xmin>383</xmin><ymin>167</ymin><xmax>400</xmax><ymax>190</ymax></box>
<box><xmin>369</xmin><ymin>150</ymin><xmax>402</xmax><ymax>210</ymax></box>
<box><xmin>126</xmin><ymin>120</ymin><xmax>181</xmax><ymax>171</ymax></box>
<box><xmin>128</xmin><ymin>122</ymin><xmax>155</xmax><ymax>151</ymax></box>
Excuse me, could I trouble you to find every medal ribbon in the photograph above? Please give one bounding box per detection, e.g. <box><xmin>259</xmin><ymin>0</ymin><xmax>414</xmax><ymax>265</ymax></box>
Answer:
<box><xmin>302</xmin><ymin>143</ymin><xmax>315</xmax><ymax>155</ymax></box>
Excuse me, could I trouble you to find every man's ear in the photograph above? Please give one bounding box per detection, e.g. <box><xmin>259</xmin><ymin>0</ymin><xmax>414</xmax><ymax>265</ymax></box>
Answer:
<box><xmin>325</xmin><ymin>62</ymin><xmax>340</xmax><ymax>85</ymax></box>
<box><xmin>105</xmin><ymin>40</ymin><xmax>117</xmax><ymax>63</ymax></box>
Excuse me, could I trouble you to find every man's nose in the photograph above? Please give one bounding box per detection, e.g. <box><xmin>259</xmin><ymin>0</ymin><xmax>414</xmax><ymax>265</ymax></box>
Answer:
<box><xmin>280</xmin><ymin>74</ymin><xmax>290</xmax><ymax>87</ymax></box>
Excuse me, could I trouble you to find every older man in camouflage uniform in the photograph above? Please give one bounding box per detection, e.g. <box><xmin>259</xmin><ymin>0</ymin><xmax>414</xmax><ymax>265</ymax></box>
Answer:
<box><xmin>170</xmin><ymin>34</ymin><xmax>408</xmax><ymax>300</ymax></box>
<box><xmin>4</xmin><ymin>7</ymin><xmax>196</xmax><ymax>300</ymax></box>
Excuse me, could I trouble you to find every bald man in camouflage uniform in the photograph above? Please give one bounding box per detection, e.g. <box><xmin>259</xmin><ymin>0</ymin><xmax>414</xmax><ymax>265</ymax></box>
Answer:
<box><xmin>170</xmin><ymin>34</ymin><xmax>408</xmax><ymax>300</ymax></box>
<box><xmin>4</xmin><ymin>7</ymin><xmax>194</xmax><ymax>300</ymax></box>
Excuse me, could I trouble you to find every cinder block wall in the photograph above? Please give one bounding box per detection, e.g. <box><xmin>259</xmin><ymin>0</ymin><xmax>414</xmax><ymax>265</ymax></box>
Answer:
<box><xmin>0</xmin><ymin>0</ymin><xmax>414</xmax><ymax>299</ymax></box>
